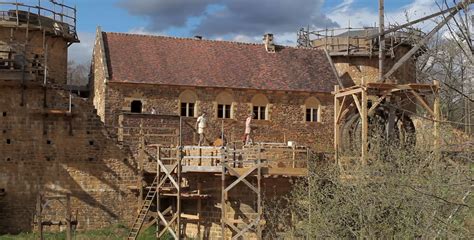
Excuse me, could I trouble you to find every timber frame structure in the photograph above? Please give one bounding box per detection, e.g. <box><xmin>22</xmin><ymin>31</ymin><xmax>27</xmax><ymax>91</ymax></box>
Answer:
<box><xmin>333</xmin><ymin>80</ymin><xmax>441</xmax><ymax>165</ymax></box>
<box><xmin>34</xmin><ymin>193</ymin><xmax>78</xmax><ymax>240</ymax></box>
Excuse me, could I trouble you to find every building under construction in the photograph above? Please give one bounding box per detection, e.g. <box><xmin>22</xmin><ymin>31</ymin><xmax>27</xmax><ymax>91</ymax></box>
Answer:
<box><xmin>0</xmin><ymin>0</ymin><xmax>472</xmax><ymax>239</ymax></box>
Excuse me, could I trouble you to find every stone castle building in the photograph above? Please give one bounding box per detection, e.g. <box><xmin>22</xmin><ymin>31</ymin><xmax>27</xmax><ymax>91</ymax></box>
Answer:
<box><xmin>0</xmin><ymin>1</ymin><xmax>426</xmax><ymax>238</ymax></box>
<box><xmin>91</xmin><ymin>28</ymin><xmax>338</xmax><ymax>152</ymax></box>
<box><xmin>89</xmin><ymin>29</ymin><xmax>341</xmax><ymax>238</ymax></box>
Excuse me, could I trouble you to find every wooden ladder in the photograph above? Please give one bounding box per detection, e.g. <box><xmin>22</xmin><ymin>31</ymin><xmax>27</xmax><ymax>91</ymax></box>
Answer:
<box><xmin>127</xmin><ymin>175</ymin><xmax>158</xmax><ymax>240</ymax></box>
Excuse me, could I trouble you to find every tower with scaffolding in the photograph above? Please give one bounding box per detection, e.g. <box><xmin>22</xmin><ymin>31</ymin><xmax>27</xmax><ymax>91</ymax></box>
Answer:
<box><xmin>0</xmin><ymin>0</ymin><xmax>78</xmax><ymax>85</ymax></box>
<box><xmin>298</xmin><ymin>0</ymin><xmax>473</xmax><ymax>167</ymax></box>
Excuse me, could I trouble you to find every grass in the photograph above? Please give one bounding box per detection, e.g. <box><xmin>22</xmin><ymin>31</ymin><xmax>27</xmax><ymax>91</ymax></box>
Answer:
<box><xmin>0</xmin><ymin>224</ymin><xmax>171</xmax><ymax>240</ymax></box>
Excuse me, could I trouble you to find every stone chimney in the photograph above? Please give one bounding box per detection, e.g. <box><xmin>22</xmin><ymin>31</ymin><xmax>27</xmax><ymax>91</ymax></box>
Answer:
<box><xmin>263</xmin><ymin>33</ymin><xmax>275</xmax><ymax>53</ymax></box>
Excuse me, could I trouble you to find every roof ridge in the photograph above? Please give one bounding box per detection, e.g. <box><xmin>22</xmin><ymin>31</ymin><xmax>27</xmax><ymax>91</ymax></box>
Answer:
<box><xmin>103</xmin><ymin>31</ymin><xmax>323</xmax><ymax>51</ymax></box>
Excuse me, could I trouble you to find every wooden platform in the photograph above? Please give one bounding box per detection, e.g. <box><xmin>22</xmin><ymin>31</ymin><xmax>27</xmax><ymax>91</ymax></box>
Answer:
<box><xmin>146</xmin><ymin>165</ymin><xmax>307</xmax><ymax>177</ymax></box>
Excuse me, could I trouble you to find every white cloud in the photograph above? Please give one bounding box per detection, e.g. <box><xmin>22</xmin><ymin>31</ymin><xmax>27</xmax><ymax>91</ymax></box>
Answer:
<box><xmin>327</xmin><ymin>0</ymin><xmax>440</xmax><ymax>29</ymax></box>
<box><xmin>128</xmin><ymin>27</ymin><xmax>166</xmax><ymax>36</ymax></box>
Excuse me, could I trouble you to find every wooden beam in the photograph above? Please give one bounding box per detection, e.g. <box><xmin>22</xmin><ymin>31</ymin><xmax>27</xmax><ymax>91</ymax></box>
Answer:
<box><xmin>325</xmin><ymin>49</ymin><xmax>344</xmax><ymax>87</ymax></box>
<box><xmin>352</xmin><ymin>94</ymin><xmax>362</xmax><ymax>116</ymax></box>
<box><xmin>361</xmin><ymin>87</ymin><xmax>368</xmax><ymax>164</ymax></box>
<box><xmin>338</xmin><ymin>96</ymin><xmax>347</xmax><ymax>120</ymax></box>
<box><xmin>336</xmin><ymin>98</ymin><xmax>347</xmax><ymax>124</ymax></box>
<box><xmin>411</xmin><ymin>90</ymin><xmax>435</xmax><ymax>117</ymax></box>
<box><xmin>336</xmin><ymin>88</ymin><xmax>363</xmax><ymax>98</ymax></box>
<box><xmin>337</xmin><ymin>105</ymin><xmax>353</xmax><ymax>124</ymax></box>
<box><xmin>334</xmin><ymin>85</ymin><xmax>341</xmax><ymax>165</ymax></box>
<box><xmin>368</xmin><ymin>92</ymin><xmax>389</xmax><ymax>116</ymax></box>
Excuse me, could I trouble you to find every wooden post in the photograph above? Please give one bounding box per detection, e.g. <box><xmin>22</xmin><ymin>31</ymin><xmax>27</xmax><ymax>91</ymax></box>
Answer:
<box><xmin>334</xmin><ymin>86</ymin><xmax>341</xmax><ymax>165</ymax></box>
<box><xmin>257</xmin><ymin>146</ymin><xmax>263</xmax><ymax>239</ymax></box>
<box><xmin>378</xmin><ymin>0</ymin><xmax>385</xmax><ymax>82</ymax></box>
<box><xmin>361</xmin><ymin>82</ymin><xmax>368</xmax><ymax>164</ymax></box>
<box><xmin>66</xmin><ymin>194</ymin><xmax>71</xmax><ymax>240</ymax></box>
<box><xmin>347</xmin><ymin>21</ymin><xmax>350</xmax><ymax>55</ymax></box>
<box><xmin>197</xmin><ymin>180</ymin><xmax>202</xmax><ymax>237</ymax></box>
<box><xmin>220</xmin><ymin>148</ymin><xmax>226</xmax><ymax>239</ymax></box>
<box><xmin>156</xmin><ymin>146</ymin><xmax>161</xmax><ymax>238</ymax></box>
<box><xmin>433</xmin><ymin>80</ymin><xmax>441</xmax><ymax>158</ymax></box>
<box><xmin>176</xmin><ymin>147</ymin><xmax>182</xmax><ymax>239</ymax></box>
<box><xmin>138</xmin><ymin>124</ymin><xmax>144</xmax><ymax>209</ymax></box>
<box><xmin>36</xmin><ymin>194</ymin><xmax>43</xmax><ymax>240</ymax></box>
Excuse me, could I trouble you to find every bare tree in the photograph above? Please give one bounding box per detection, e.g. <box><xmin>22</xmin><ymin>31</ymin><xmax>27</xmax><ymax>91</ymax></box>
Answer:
<box><xmin>67</xmin><ymin>60</ymin><xmax>89</xmax><ymax>86</ymax></box>
<box><xmin>265</xmin><ymin>135</ymin><xmax>473</xmax><ymax>239</ymax></box>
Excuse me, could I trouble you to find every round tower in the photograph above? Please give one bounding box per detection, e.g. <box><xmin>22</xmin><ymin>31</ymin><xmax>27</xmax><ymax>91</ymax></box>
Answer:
<box><xmin>0</xmin><ymin>1</ymin><xmax>78</xmax><ymax>85</ymax></box>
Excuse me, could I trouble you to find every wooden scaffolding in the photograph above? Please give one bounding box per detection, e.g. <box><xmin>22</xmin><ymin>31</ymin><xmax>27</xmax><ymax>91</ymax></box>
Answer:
<box><xmin>127</xmin><ymin>140</ymin><xmax>310</xmax><ymax>240</ymax></box>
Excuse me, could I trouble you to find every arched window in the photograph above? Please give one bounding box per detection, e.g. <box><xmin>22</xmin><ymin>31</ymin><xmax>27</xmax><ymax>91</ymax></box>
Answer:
<box><xmin>251</xmin><ymin>94</ymin><xmax>269</xmax><ymax>120</ymax></box>
<box><xmin>131</xmin><ymin>100</ymin><xmax>142</xmax><ymax>113</ymax></box>
<box><xmin>304</xmin><ymin>97</ymin><xmax>320</xmax><ymax>122</ymax></box>
<box><xmin>216</xmin><ymin>91</ymin><xmax>233</xmax><ymax>119</ymax></box>
<box><xmin>179</xmin><ymin>90</ymin><xmax>197</xmax><ymax>117</ymax></box>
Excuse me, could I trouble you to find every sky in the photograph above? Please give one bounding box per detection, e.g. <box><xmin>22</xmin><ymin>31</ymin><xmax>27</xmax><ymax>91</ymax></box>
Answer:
<box><xmin>67</xmin><ymin>0</ymin><xmax>444</xmax><ymax>65</ymax></box>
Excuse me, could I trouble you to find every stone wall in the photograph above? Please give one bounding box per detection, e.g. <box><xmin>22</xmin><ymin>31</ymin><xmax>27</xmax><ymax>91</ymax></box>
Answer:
<box><xmin>91</xmin><ymin>27</ymin><xmax>108</xmax><ymax>123</ymax></box>
<box><xmin>0</xmin><ymin>83</ymin><xmax>138</xmax><ymax>234</ymax></box>
<box><xmin>104</xmin><ymin>83</ymin><xmax>335</xmax><ymax>153</ymax></box>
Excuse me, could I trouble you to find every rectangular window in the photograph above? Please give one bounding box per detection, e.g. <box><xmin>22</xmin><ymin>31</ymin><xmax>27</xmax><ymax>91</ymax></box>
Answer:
<box><xmin>218</xmin><ymin>104</ymin><xmax>231</xmax><ymax>119</ymax></box>
<box><xmin>188</xmin><ymin>103</ymin><xmax>195</xmax><ymax>117</ymax></box>
<box><xmin>181</xmin><ymin>103</ymin><xmax>187</xmax><ymax>116</ymax></box>
<box><xmin>180</xmin><ymin>102</ymin><xmax>195</xmax><ymax>117</ymax></box>
<box><xmin>253</xmin><ymin>106</ymin><xmax>266</xmax><ymax>120</ymax></box>
<box><xmin>306</xmin><ymin>108</ymin><xmax>318</xmax><ymax>122</ymax></box>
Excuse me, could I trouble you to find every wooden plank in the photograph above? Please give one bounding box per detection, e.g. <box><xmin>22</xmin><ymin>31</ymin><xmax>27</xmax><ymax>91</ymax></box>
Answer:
<box><xmin>366</xmin><ymin>82</ymin><xmax>397</xmax><ymax>89</ymax></box>
<box><xmin>181</xmin><ymin>213</ymin><xmax>200</xmax><ymax>220</ymax></box>
<box><xmin>230</xmin><ymin>167</ymin><xmax>308</xmax><ymax>177</ymax></box>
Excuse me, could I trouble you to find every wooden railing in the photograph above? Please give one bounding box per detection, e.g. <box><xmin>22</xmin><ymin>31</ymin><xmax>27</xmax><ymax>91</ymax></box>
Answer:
<box><xmin>0</xmin><ymin>1</ymin><xmax>77</xmax><ymax>38</ymax></box>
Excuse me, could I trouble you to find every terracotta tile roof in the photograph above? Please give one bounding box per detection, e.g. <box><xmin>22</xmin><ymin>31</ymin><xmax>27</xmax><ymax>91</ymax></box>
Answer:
<box><xmin>102</xmin><ymin>32</ymin><xmax>337</xmax><ymax>93</ymax></box>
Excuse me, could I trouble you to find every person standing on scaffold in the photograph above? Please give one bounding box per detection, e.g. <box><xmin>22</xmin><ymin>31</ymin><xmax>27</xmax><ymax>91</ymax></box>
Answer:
<box><xmin>196</xmin><ymin>112</ymin><xmax>207</xmax><ymax>146</ymax></box>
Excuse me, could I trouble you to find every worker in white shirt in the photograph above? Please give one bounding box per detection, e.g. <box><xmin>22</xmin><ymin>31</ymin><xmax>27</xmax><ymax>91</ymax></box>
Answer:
<box><xmin>244</xmin><ymin>113</ymin><xmax>255</xmax><ymax>145</ymax></box>
<box><xmin>196</xmin><ymin>112</ymin><xmax>207</xmax><ymax>146</ymax></box>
